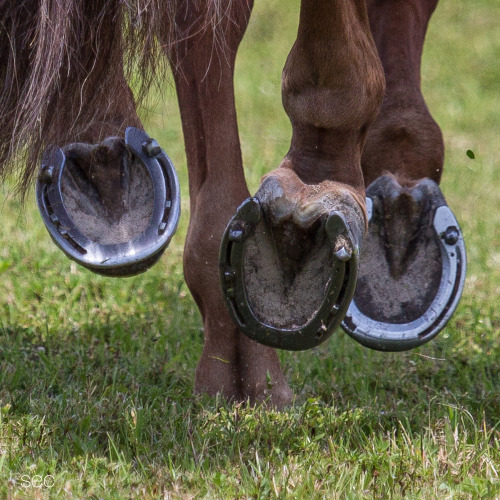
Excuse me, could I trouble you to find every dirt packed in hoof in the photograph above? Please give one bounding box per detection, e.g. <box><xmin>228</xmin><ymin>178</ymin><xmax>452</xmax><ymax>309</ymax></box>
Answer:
<box><xmin>355</xmin><ymin>223</ymin><xmax>442</xmax><ymax>323</ymax></box>
<box><xmin>61</xmin><ymin>155</ymin><xmax>154</xmax><ymax>245</ymax></box>
<box><xmin>243</xmin><ymin>219</ymin><xmax>333</xmax><ymax>329</ymax></box>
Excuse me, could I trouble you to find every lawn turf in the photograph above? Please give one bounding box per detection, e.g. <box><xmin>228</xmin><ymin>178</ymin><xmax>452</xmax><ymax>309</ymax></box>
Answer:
<box><xmin>0</xmin><ymin>0</ymin><xmax>499</xmax><ymax>498</ymax></box>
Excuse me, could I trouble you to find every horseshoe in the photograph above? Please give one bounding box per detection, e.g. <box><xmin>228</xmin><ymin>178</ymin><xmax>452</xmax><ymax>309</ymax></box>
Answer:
<box><xmin>36</xmin><ymin>127</ymin><xmax>180</xmax><ymax>277</ymax></box>
<box><xmin>219</xmin><ymin>197</ymin><xmax>359</xmax><ymax>351</ymax></box>
<box><xmin>341</xmin><ymin>193</ymin><xmax>467</xmax><ymax>351</ymax></box>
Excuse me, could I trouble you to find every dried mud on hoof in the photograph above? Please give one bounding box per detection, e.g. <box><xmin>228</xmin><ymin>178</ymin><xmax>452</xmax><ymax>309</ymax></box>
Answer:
<box><xmin>61</xmin><ymin>152</ymin><xmax>154</xmax><ymax>245</ymax></box>
<box><xmin>355</xmin><ymin>215</ymin><xmax>442</xmax><ymax>324</ymax></box>
<box><xmin>243</xmin><ymin>218</ymin><xmax>334</xmax><ymax>330</ymax></box>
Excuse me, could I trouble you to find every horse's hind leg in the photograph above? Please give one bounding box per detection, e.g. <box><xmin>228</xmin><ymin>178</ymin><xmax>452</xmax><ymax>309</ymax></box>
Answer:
<box><xmin>169</xmin><ymin>1</ymin><xmax>292</xmax><ymax>405</ymax></box>
<box><xmin>6</xmin><ymin>3</ymin><xmax>170</xmax><ymax>275</ymax></box>
<box><xmin>1</xmin><ymin>2</ymin><xmax>143</xmax><ymax>188</ymax></box>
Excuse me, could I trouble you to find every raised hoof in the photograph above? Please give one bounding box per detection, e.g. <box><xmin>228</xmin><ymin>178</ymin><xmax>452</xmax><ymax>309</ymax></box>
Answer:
<box><xmin>219</xmin><ymin>198</ymin><xmax>359</xmax><ymax>351</ymax></box>
<box><xmin>36</xmin><ymin>127</ymin><xmax>180</xmax><ymax>277</ymax></box>
<box><xmin>341</xmin><ymin>175</ymin><xmax>467</xmax><ymax>351</ymax></box>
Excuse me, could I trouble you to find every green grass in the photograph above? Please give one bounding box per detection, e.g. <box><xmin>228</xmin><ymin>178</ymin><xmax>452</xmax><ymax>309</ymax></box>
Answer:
<box><xmin>1</xmin><ymin>0</ymin><xmax>499</xmax><ymax>498</ymax></box>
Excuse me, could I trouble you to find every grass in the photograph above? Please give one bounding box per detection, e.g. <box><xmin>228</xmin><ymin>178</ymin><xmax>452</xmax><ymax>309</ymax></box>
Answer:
<box><xmin>1</xmin><ymin>0</ymin><xmax>499</xmax><ymax>498</ymax></box>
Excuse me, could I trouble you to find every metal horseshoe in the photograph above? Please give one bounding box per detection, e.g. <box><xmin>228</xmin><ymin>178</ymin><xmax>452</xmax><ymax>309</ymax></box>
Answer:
<box><xmin>219</xmin><ymin>197</ymin><xmax>359</xmax><ymax>351</ymax></box>
<box><xmin>341</xmin><ymin>196</ymin><xmax>467</xmax><ymax>351</ymax></box>
<box><xmin>36</xmin><ymin>127</ymin><xmax>180</xmax><ymax>277</ymax></box>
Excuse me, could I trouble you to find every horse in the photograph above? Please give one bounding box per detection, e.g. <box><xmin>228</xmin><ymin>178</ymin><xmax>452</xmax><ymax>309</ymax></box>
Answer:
<box><xmin>0</xmin><ymin>0</ymin><xmax>466</xmax><ymax>407</ymax></box>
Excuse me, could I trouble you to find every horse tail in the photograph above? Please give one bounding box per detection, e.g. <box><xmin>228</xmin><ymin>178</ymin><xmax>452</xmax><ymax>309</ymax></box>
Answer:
<box><xmin>0</xmin><ymin>0</ymin><xmax>228</xmax><ymax>196</ymax></box>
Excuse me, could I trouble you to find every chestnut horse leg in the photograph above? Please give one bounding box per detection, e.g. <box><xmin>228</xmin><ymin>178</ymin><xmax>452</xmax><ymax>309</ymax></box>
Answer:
<box><xmin>169</xmin><ymin>1</ymin><xmax>292</xmax><ymax>405</ymax></box>
<box><xmin>346</xmin><ymin>0</ymin><xmax>451</xmax><ymax>332</ymax></box>
<box><xmin>363</xmin><ymin>0</ymin><xmax>443</xmax><ymax>185</ymax></box>
<box><xmin>236</xmin><ymin>1</ymin><xmax>385</xmax><ymax>339</ymax></box>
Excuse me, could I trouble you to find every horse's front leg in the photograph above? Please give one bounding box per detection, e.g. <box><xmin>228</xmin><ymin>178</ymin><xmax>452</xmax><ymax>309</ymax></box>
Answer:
<box><xmin>169</xmin><ymin>1</ymin><xmax>292</xmax><ymax>405</ymax></box>
<box><xmin>220</xmin><ymin>1</ymin><xmax>385</xmax><ymax>349</ymax></box>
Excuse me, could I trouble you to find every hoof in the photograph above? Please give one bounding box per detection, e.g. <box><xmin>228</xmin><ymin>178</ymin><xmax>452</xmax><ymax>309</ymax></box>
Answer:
<box><xmin>36</xmin><ymin>128</ymin><xmax>180</xmax><ymax>277</ymax></box>
<box><xmin>219</xmin><ymin>198</ymin><xmax>359</xmax><ymax>351</ymax></box>
<box><xmin>341</xmin><ymin>175</ymin><xmax>466</xmax><ymax>351</ymax></box>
